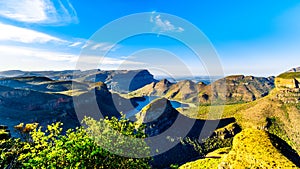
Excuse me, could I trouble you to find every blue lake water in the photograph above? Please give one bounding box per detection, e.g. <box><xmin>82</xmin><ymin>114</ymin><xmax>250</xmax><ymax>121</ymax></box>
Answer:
<box><xmin>124</xmin><ymin>96</ymin><xmax>189</xmax><ymax>118</ymax></box>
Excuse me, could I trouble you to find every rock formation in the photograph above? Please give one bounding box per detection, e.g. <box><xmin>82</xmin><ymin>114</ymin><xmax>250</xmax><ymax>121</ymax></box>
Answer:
<box><xmin>275</xmin><ymin>71</ymin><xmax>300</xmax><ymax>103</ymax></box>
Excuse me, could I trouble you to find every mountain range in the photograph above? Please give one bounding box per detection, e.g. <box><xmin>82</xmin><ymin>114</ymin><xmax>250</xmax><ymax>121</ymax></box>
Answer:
<box><xmin>0</xmin><ymin>67</ymin><xmax>299</xmax><ymax>168</ymax></box>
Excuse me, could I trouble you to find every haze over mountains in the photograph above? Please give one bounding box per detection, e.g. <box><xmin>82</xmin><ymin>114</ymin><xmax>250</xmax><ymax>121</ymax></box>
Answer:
<box><xmin>0</xmin><ymin>67</ymin><xmax>299</xmax><ymax>168</ymax></box>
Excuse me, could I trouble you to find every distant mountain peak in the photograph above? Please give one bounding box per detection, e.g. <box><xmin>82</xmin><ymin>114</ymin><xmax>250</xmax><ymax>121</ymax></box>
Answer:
<box><xmin>286</xmin><ymin>67</ymin><xmax>300</xmax><ymax>73</ymax></box>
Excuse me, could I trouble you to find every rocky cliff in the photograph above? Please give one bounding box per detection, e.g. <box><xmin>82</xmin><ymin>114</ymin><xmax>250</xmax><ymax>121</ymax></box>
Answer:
<box><xmin>275</xmin><ymin>71</ymin><xmax>300</xmax><ymax>103</ymax></box>
<box><xmin>129</xmin><ymin>79</ymin><xmax>205</xmax><ymax>103</ymax></box>
<box><xmin>199</xmin><ymin>75</ymin><xmax>275</xmax><ymax>104</ymax></box>
<box><xmin>0</xmin><ymin>69</ymin><xmax>157</xmax><ymax>93</ymax></box>
<box><xmin>133</xmin><ymin>97</ymin><xmax>237</xmax><ymax>168</ymax></box>
<box><xmin>129</xmin><ymin>75</ymin><xmax>274</xmax><ymax>104</ymax></box>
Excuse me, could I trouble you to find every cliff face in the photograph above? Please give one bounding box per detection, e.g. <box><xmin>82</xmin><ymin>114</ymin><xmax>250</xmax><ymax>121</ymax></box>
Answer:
<box><xmin>200</xmin><ymin>75</ymin><xmax>275</xmax><ymax>104</ymax></box>
<box><xmin>130</xmin><ymin>75</ymin><xmax>274</xmax><ymax>104</ymax></box>
<box><xmin>275</xmin><ymin>72</ymin><xmax>300</xmax><ymax>103</ymax></box>
<box><xmin>71</xmin><ymin>69</ymin><xmax>157</xmax><ymax>93</ymax></box>
<box><xmin>0</xmin><ymin>69</ymin><xmax>157</xmax><ymax>93</ymax></box>
<box><xmin>129</xmin><ymin>79</ymin><xmax>205</xmax><ymax>103</ymax></box>
<box><xmin>135</xmin><ymin>98</ymin><xmax>179</xmax><ymax>137</ymax></box>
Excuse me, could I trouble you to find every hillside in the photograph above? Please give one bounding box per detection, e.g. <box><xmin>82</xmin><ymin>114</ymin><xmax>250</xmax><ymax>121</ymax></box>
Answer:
<box><xmin>0</xmin><ymin>69</ymin><xmax>157</xmax><ymax>93</ymax></box>
<box><xmin>0</xmin><ymin>68</ymin><xmax>299</xmax><ymax>168</ymax></box>
<box><xmin>180</xmin><ymin>129</ymin><xmax>298</xmax><ymax>168</ymax></box>
<box><xmin>0</xmin><ymin>81</ymin><xmax>142</xmax><ymax>137</ymax></box>
<box><xmin>129</xmin><ymin>75</ymin><xmax>274</xmax><ymax>104</ymax></box>
<box><xmin>179</xmin><ymin>68</ymin><xmax>300</xmax><ymax>168</ymax></box>
<box><xmin>0</xmin><ymin>76</ymin><xmax>89</xmax><ymax>94</ymax></box>
<box><xmin>133</xmin><ymin>98</ymin><xmax>237</xmax><ymax>168</ymax></box>
<box><xmin>199</xmin><ymin>75</ymin><xmax>274</xmax><ymax>104</ymax></box>
<box><xmin>286</xmin><ymin>67</ymin><xmax>300</xmax><ymax>73</ymax></box>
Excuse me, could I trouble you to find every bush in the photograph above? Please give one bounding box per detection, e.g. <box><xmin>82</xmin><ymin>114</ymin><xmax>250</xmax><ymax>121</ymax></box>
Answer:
<box><xmin>181</xmin><ymin>137</ymin><xmax>233</xmax><ymax>157</ymax></box>
<box><xmin>0</xmin><ymin>116</ymin><xmax>151</xmax><ymax>169</ymax></box>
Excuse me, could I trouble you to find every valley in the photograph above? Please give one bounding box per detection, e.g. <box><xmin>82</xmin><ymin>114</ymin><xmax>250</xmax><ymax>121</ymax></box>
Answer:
<box><xmin>0</xmin><ymin>68</ymin><xmax>299</xmax><ymax>168</ymax></box>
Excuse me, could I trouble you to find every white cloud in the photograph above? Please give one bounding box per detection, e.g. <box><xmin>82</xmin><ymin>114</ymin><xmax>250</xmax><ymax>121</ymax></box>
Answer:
<box><xmin>0</xmin><ymin>45</ymin><xmax>77</xmax><ymax>62</ymax></box>
<box><xmin>82</xmin><ymin>41</ymin><xmax>119</xmax><ymax>52</ymax></box>
<box><xmin>0</xmin><ymin>22</ymin><xmax>65</xmax><ymax>43</ymax></box>
<box><xmin>0</xmin><ymin>45</ymin><xmax>144</xmax><ymax>71</ymax></box>
<box><xmin>78</xmin><ymin>56</ymin><xmax>144</xmax><ymax>65</ymax></box>
<box><xmin>0</xmin><ymin>0</ymin><xmax>78</xmax><ymax>25</ymax></box>
<box><xmin>151</xmin><ymin>14</ymin><xmax>184</xmax><ymax>33</ymax></box>
<box><xmin>69</xmin><ymin>41</ymin><xmax>83</xmax><ymax>47</ymax></box>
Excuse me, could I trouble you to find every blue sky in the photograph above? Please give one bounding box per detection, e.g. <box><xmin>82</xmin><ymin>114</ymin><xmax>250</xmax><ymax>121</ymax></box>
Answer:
<box><xmin>0</xmin><ymin>0</ymin><xmax>300</xmax><ymax>77</ymax></box>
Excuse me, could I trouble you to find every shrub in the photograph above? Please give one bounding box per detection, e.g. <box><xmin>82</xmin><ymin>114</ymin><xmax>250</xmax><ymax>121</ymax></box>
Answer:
<box><xmin>181</xmin><ymin>137</ymin><xmax>233</xmax><ymax>157</ymax></box>
<box><xmin>1</xmin><ymin>116</ymin><xmax>151</xmax><ymax>169</ymax></box>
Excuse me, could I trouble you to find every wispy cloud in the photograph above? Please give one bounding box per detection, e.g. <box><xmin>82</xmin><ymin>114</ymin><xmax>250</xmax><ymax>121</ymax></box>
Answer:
<box><xmin>0</xmin><ymin>45</ymin><xmax>143</xmax><ymax>70</ymax></box>
<box><xmin>150</xmin><ymin>13</ymin><xmax>184</xmax><ymax>33</ymax></box>
<box><xmin>78</xmin><ymin>56</ymin><xmax>144</xmax><ymax>65</ymax></box>
<box><xmin>0</xmin><ymin>22</ymin><xmax>65</xmax><ymax>43</ymax></box>
<box><xmin>82</xmin><ymin>41</ymin><xmax>120</xmax><ymax>52</ymax></box>
<box><xmin>68</xmin><ymin>41</ymin><xmax>83</xmax><ymax>47</ymax></box>
<box><xmin>0</xmin><ymin>0</ymin><xmax>78</xmax><ymax>25</ymax></box>
<box><xmin>0</xmin><ymin>45</ymin><xmax>77</xmax><ymax>62</ymax></box>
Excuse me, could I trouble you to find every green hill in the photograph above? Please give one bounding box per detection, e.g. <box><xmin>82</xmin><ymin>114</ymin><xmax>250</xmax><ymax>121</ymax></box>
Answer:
<box><xmin>180</xmin><ymin>129</ymin><xmax>298</xmax><ymax>168</ymax></box>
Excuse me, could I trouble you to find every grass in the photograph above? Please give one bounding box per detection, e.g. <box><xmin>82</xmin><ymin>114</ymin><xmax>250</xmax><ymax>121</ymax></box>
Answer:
<box><xmin>222</xmin><ymin>128</ymin><xmax>297</xmax><ymax>168</ymax></box>
<box><xmin>277</xmin><ymin>72</ymin><xmax>300</xmax><ymax>79</ymax></box>
<box><xmin>181</xmin><ymin>88</ymin><xmax>300</xmax><ymax>156</ymax></box>
<box><xmin>180</xmin><ymin>129</ymin><xmax>298</xmax><ymax>168</ymax></box>
<box><xmin>179</xmin><ymin>147</ymin><xmax>230</xmax><ymax>169</ymax></box>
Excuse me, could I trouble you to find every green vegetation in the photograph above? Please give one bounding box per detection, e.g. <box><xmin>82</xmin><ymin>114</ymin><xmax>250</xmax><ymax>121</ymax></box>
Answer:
<box><xmin>181</xmin><ymin>137</ymin><xmax>233</xmax><ymax>157</ymax></box>
<box><xmin>0</xmin><ymin>116</ymin><xmax>151</xmax><ymax>169</ymax></box>
<box><xmin>277</xmin><ymin>72</ymin><xmax>300</xmax><ymax>79</ymax></box>
<box><xmin>267</xmin><ymin>117</ymin><xmax>292</xmax><ymax>145</ymax></box>
<box><xmin>179</xmin><ymin>147</ymin><xmax>230</xmax><ymax>169</ymax></box>
<box><xmin>222</xmin><ymin>128</ymin><xmax>297</xmax><ymax>168</ymax></box>
<box><xmin>180</xmin><ymin>129</ymin><xmax>298</xmax><ymax>168</ymax></box>
<box><xmin>180</xmin><ymin>87</ymin><xmax>300</xmax><ymax>168</ymax></box>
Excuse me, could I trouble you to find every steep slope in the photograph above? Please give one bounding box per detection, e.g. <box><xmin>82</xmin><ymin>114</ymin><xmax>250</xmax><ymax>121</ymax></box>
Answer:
<box><xmin>0</xmin><ymin>82</ymin><xmax>140</xmax><ymax>137</ymax></box>
<box><xmin>0</xmin><ymin>76</ymin><xmax>89</xmax><ymax>93</ymax></box>
<box><xmin>0</xmin><ymin>85</ymin><xmax>79</xmax><ymax>136</ymax></box>
<box><xmin>180</xmin><ymin>129</ymin><xmax>299</xmax><ymax>168</ymax></box>
<box><xmin>135</xmin><ymin>98</ymin><xmax>179</xmax><ymax>136</ymax></box>
<box><xmin>129</xmin><ymin>79</ymin><xmax>173</xmax><ymax>97</ymax></box>
<box><xmin>129</xmin><ymin>79</ymin><xmax>205</xmax><ymax>103</ymax></box>
<box><xmin>179</xmin><ymin>68</ymin><xmax>300</xmax><ymax>168</ymax></box>
<box><xmin>133</xmin><ymin>98</ymin><xmax>236</xmax><ymax>168</ymax></box>
<box><xmin>129</xmin><ymin>75</ymin><xmax>274</xmax><ymax>104</ymax></box>
<box><xmin>73</xmin><ymin>82</ymin><xmax>139</xmax><ymax>120</ymax></box>
<box><xmin>286</xmin><ymin>66</ymin><xmax>300</xmax><ymax>73</ymax></box>
<box><xmin>165</xmin><ymin>80</ymin><xmax>205</xmax><ymax>102</ymax></box>
<box><xmin>199</xmin><ymin>75</ymin><xmax>274</xmax><ymax>104</ymax></box>
<box><xmin>0</xmin><ymin>69</ymin><xmax>157</xmax><ymax>93</ymax></box>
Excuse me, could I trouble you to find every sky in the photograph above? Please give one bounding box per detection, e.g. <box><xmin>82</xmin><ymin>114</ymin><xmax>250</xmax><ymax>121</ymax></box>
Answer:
<box><xmin>0</xmin><ymin>0</ymin><xmax>300</xmax><ymax>77</ymax></box>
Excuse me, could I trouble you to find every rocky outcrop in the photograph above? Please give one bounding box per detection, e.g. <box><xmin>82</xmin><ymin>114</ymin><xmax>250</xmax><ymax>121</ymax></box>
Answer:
<box><xmin>286</xmin><ymin>67</ymin><xmax>300</xmax><ymax>73</ymax></box>
<box><xmin>275</xmin><ymin>72</ymin><xmax>300</xmax><ymax>103</ymax></box>
<box><xmin>199</xmin><ymin>75</ymin><xmax>274</xmax><ymax>104</ymax></box>
<box><xmin>135</xmin><ymin>98</ymin><xmax>237</xmax><ymax>168</ymax></box>
<box><xmin>129</xmin><ymin>75</ymin><xmax>274</xmax><ymax>104</ymax></box>
<box><xmin>129</xmin><ymin>79</ymin><xmax>173</xmax><ymax>97</ymax></box>
<box><xmin>135</xmin><ymin>98</ymin><xmax>179</xmax><ymax>136</ymax></box>
<box><xmin>0</xmin><ymin>69</ymin><xmax>157</xmax><ymax>93</ymax></box>
<box><xmin>0</xmin><ymin>76</ymin><xmax>89</xmax><ymax>93</ymax></box>
<box><xmin>129</xmin><ymin>79</ymin><xmax>205</xmax><ymax>102</ymax></box>
<box><xmin>73</xmin><ymin>69</ymin><xmax>157</xmax><ymax>93</ymax></box>
<box><xmin>275</xmin><ymin>72</ymin><xmax>300</xmax><ymax>89</ymax></box>
<box><xmin>211</xmin><ymin>122</ymin><xmax>241</xmax><ymax>139</ymax></box>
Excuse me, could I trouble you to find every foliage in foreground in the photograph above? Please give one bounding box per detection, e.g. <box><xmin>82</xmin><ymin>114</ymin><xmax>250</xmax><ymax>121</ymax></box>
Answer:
<box><xmin>0</xmin><ymin>116</ymin><xmax>151</xmax><ymax>169</ymax></box>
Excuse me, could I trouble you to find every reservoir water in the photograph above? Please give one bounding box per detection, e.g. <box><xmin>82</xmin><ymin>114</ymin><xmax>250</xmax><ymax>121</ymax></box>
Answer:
<box><xmin>124</xmin><ymin>96</ymin><xmax>189</xmax><ymax>118</ymax></box>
